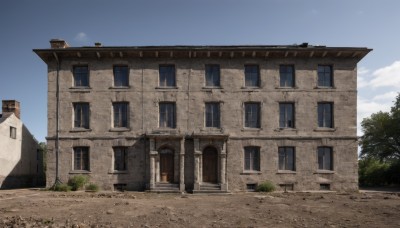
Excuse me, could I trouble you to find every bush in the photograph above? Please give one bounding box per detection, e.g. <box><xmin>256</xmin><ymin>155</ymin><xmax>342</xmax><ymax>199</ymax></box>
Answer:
<box><xmin>256</xmin><ymin>181</ymin><xmax>276</xmax><ymax>192</ymax></box>
<box><xmin>50</xmin><ymin>183</ymin><xmax>71</xmax><ymax>192</ymax></box>
<box><xmin>85</xmin><ymin>183</ymin><xmax>100</xmax><ymax>192</ymax></box>
<box><xmin>68</xmin><ymin>175</ymin><xmax>89</xmax><ymax>191</ymax></box>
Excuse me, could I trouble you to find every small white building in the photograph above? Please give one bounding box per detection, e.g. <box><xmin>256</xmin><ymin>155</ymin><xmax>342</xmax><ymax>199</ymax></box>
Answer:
<box><xmin>0</xmin><ymin>100</ymin><xmax>43</xmax><ymax>189</ymax></box>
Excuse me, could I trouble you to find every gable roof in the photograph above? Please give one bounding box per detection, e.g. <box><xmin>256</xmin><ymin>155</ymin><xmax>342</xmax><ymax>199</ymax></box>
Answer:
<box><xmin>0</xmin><ymin>113</ymin><xmax>13</xmax><ymax>124</ymax></box>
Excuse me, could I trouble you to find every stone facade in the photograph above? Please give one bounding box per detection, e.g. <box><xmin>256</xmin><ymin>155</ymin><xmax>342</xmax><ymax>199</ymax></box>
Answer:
<box><xmin>35</xmin><ymin>40</ymin><xmax>371</xmax><ymax>192</ymax></box>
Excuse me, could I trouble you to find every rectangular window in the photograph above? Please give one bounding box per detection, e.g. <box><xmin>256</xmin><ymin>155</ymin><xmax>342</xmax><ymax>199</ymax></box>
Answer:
<box><xmin>280</xmin><ymin>65</ymin><xmax>294</xmax><ymax>87</ymax></box>
<box><xmin>318</xmin><ymin>103</ymin><xmax>333</xmax><ymax>128</ymax></box>
<box><xmin>159</xmin><ymin>65</ymin><xmax>176</xmax><ymax>87</ymax></box>
<box><xmin>320</xmin><ymin>184</ymin><xmax>331</xmax><ymax>190</ymax></box>
<box><xmin>245</xmin><ymin>65</ymin><xmax>260</xmax><ymax>87</ymax></box>
<box><xmin>279</xmin><ymin>147</ymin><xmax>295</xmax><ymax>171</ymax></box>
<box><xmin>205</xmin><ymin>102</ymin><xmax>220</xmax><ymax>128</ymax></box>
<box><xmin>244</xmin><ymin>146</ymin><xmax>260</xmax><ymax>171</ymax></box>
<box><xmin>159</xmin><ymin>102</ymin><xmax>176</xmax><ymax>128</ymax></box>
<box><xmin>74</xmin><ymin>103</ymin><xmax>90</xmax><ymax>129</ymax></box>
<box><xmin>318</xmin><ymin>147</ymin><xmax>333</xmax><ymax>170</ymax></box>
<box><xmin>113</xmin><ymin>102</ymin><xmax>129</xmax><ymax>128</ymax></box>
<box><xmin>205</xmin><ymin>64</ymin><xmax>220</xmax><ymax>87</ymax></box>
<box><xmin>114</xmin><ymin>147</ymin><xmax>127</xmax><ymax>171</ymax></box>
<box><xmin>73</xmin><ymin>66</ymin><xmax>89</xmax><ymax>87</ymax></box>
<box><xmin>10</xmin><ymin>126</ymin><xmax>16</xmax><ymax>139</ymax></box>
<box><xmin>279</xmin><ymin>184</ymin><xmax>294</xmax><ymax>191</ymax></box>
<box><xmin>245</xmin><ymin>102</ymin><xmax>261</xmax><ymax>128</ymax></box>
<box><xmin>279</xmin><ymin>103</ymin><xmax>295</xmax><ymax>128</ymax></box>
<box><xmin>74</xmin><ymin>147</ymin><xmax>89</xmax><ymax>171</ymax></box>
<box><xmin>113</xmin><ymin>66</ymin><xmax>129</xmax><ymax>87</ymax></box>
<box><xmin>318</xmin><ymin>65</ymin><xmax>333</xmax><ymax>87</ymax></box>
<box><xmin>246</xmin><ymin>183</ymin><xmax>257</xmax><ymax>191</ymax></box>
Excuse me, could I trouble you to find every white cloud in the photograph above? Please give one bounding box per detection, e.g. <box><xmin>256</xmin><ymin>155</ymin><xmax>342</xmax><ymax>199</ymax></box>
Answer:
<box><xmin>372</xmin><ymin>91</ymin><xmax>398</xmax><ymax>101</ymax></box>
<box><xmin>74</xmin><ymin>32</ymin><xmax>89</xmax><ymax>43</ymax></box>
<box><xmin>357</xmin><ymin>66</ymin><xmax>371</xmax><ymax>88</ymax></box>
<box><xmin>369</xmin><ymin>61</ymin><xmax>400</xmax><ymax>88</ymax></box>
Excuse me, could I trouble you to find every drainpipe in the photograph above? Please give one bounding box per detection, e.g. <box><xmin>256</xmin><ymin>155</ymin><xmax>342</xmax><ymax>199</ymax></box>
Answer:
<box><xmin>53</xmin><ymin>52</ymin><xmax>62</xmax><ymax>186</ymax></box>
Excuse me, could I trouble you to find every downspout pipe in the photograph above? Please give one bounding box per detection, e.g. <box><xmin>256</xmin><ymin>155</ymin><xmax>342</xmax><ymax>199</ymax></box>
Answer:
<box><xmin>53</xmin><ymin>52</ymin><xmax>62</xmax><ymax>187</ymax></box>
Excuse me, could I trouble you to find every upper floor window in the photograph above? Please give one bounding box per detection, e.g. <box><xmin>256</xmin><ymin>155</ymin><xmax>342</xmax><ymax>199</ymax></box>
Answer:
<box><xmin>74</xmin><ymin>147</ymin><xmax>89</xmax><ymax>171</ymax></box>
<box><xmin>113</xmin><ymin>66</ymin><xmax>129</xmax><ymax>87</ymax></box>
<box><xmin>159</xmin><ymin>65</ymin><xmax>176</xmax><ymax>87</ymax></box>
<box><xmin>279</xmin><ymin>103</ymin><xmax>294</xmax><ymax>128</ymax></box>
<box><xmin>74</xmin><ymin>103</ymin><xmax>89</xmax><ymax>129</ymax></box>
<box><xmin>114</xmin><ymin>147</ymin><xmax>127</xmax><ymax>171</ymax></box>
<box><xmin>113</xmin><ymin>102</ymin><xmax>129</xmax><ymax>128</ymax></box>
<box><xmin>159</xmin><ymin>102</ymin><xmax>176</xmax><ymax>128</ymax></box>
<box><xmin>318</xmin><ymin>147</ymin><xmax>333</xmax><ymax>170</ymax></box>
<box><xmin>279</xmin><ymin>147</ymin><xmax>295</xmax><ymax>171</ymax></box>
<box><xmin>280</xmin><ymin>65</ymin><xmax>295</xmax><ymax>87</ymax></box>
<box><xmin>10</xmin><ymin>126</ymin><xmax>16</xmax><ymax>139</ymax></box>
<box><xmin>244</xmin><ymin>102</ymin><xmax>261</xmax><ymax>128</ymax></box>
<box><xmin>73</xmin><ymin>66</ymin><xmax>89</xmax><ymax>87</ymax></box>
<box><xmin>244</xmin><ymin>146</ymin><xmax>260</xmax><ymax>171</ymax></box>
<box><xmin>205</xmin><ymin>102</ymin><xmax>220</xmax><ymax>128</ymax></box>
<box><xmin>318</xmin><ymin>65</ymin><xmax>333</xmax><ymax>87</ymax></box>
<box><xmin>245</xmin><ymin>65</ymin><xmax>260</xmax><ymax>87</ymax></box>
<box><xmin>205</xmin><ymin>64</ymin><xmax>220</xmax><ymax>87</ymax></box>
<box><xmin>318</xmin><ymin>103</ymin><xmax>333</xmax><ymax>128</ymax></box>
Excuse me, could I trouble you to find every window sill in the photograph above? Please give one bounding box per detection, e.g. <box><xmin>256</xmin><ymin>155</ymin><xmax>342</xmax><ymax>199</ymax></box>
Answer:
<box><xmin>155</xmin><ymin>86</ymin><xmax>179</xmax><ymax>90</ymax></box>
<box><xmin>109</xmin><ymin>86</ymin><xmax>131</xmax><ymax>90</ymax></box>
<box><xmin>277</xmin><ymin>170</ymin><xmax>296</xmax><ymax>174</ymax></box>
<box><xmin>275</xmin><ymin>128</ymin><xmax>297</xmax><ymax>132</ymax></box>
<box><xmin>69</xmin><ymin>170</ymin><xmax>91</xmax><ymax>174</ymax></box>
<box><xmin>240</xmin><ymin>171</ymin><xmax>262</xmax><ymax>175</ymax></box>
<box><xmin>70</xmin><ymin>128</ymin><xmax>92</xmax><ymax>132</ymax></box>
<box><xmin>314</xmin><ymin>86</ymin><xmax>336</xmax><ymax>89</ymax></box>
<box><xmin>314</xmin><ymin>170</ymin><xmax>335</xmax><ymax>174</ymax></box>
<box><xmin>202</xmin><ymin>86</ymin><xmax>223</xmax><ymax>90</ymax></box>
<box><xmin>69</xmin><ymin>87</ymin><xmax>91</xmax><ymax>92</ymax></box>
<box><xmin>200</xmin><ymin>127</ymin><xmax>223</xmax><ymax>132</ymax></box>
<box><xmin>108</xmin><ymin>170</ymin><xmax>128</xmax><ymax>174</ymax></box>
<box><xmin>109</xmin><ymin>128</ymin><xmax>131</xmax><ymax>132</ymax></box>
<box><xmin>314</xmin><ymin>128</ymin><xmax>336</xmax><ymax>132</ymax></box>
<box><xmin>275</xmin><ymin>86</ymin><xmax>298</xmax><ymax>89</ymax></box>
<box><xmin>240</xmin><ymin>87</ymin><xmax>261</xmax><ymax>91</ymax></box>
<box><xmin>241</xmin><ymin>128</ymin><xmax>262</xmax><ymax>132</ymax></box>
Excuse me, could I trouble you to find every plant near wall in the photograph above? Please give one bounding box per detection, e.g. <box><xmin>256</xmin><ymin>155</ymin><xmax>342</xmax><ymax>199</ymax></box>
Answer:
<box><xmin>85</xmin><ymin>183</ymin><xmax>100</xmax><ymax>192</ymax></box>
<box><xmin>68</xmin><ymin>175</ymin><xmax>89</xmax><ymax>191</ymax></box>
<box><xmin>50</xmin><ymin>183</ymin><xmax>72</xmax><ymax>192</ymax></box>
<box><xmin>256</xmin><ymin>181</ymin><xmax>276</xmax><ymax>192</ymax></box>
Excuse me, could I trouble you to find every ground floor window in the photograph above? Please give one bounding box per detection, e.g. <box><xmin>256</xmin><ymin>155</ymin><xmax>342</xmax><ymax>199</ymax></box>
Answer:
<box><xmin>114</xmin><ymin>147</ymin><xmax>127</xmax><ymax>171</ymax></box>
<box><xmin>278</xmin><ymin>147</ymin><xmax>295</xmax><ymax>171</ymax></box>
<box><xmin>244</xmin><ymin>146</ymin><xmax>260</xmax><ymax>171</ymax></box>
<box><xmin>74</xmin><ymin>147</ymin><xmax>89</xmax><ymax>171</ymax></box>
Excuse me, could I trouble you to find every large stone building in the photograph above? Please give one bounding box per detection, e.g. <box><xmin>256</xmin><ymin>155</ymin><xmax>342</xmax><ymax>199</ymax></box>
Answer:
<box><xmin>34</xmin><ymin>39</ymin><xmax>370</xmax><ymax>192</ymax></box>
<box><xmin>0</xmin><ymin>100</ymin><xmax>44</xmax><ymax>188</ymax></box>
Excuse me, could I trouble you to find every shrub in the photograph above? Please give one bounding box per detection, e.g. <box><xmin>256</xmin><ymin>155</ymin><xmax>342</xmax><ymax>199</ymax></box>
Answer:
<box><xmin>68</xmin><ymin>175</ymin><xmax>89</xmax><ymax>191</ymax></box>
<box><xmin>86</xmin><ymin>183</ymin><xmax>100</xmax><ymax>192</ymax></box>
<box><xmin>256</xmin><ymin>181</ymin><xmax>276</xmax><ymax>192</ymax></box>
<box><xmin>50</xmin><ymin>183</ymin><xmax>71</xmax><ymax>192</ymax></box>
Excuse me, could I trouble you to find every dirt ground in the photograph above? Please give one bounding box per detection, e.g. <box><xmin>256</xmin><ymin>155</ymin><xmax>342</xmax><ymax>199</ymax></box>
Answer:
<box><xmin>0</xmin><ymin>189</ymin><xmax>399</xmax><ymax>228</ymax></box>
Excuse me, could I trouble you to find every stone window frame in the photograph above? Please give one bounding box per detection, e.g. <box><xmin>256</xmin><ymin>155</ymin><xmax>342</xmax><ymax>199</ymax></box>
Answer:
<box><xmin>72</xmin><ymin>65</ymin><xmax>90</xmax><ymax>88</ymax></box>
<box><xmin>113</xmin><ymin>147</ymin><xmax>128</xmax><ymax>172</ymax></box>
<box><xmin>317</xmin><ymin>146</ymin><xmax>334</xmax><ymax>171</ymax></box>
<box><xmin>73</xmin><ymin>147</ymin><xmax>90</xmax><ymax>172</ymax></box>
<box><xmin>243</xmin><ymin>102</ymin><xmax>262</xmax><ymax>129</ymax></box>
<box><xmin>278</xmin><ymin>146</ymin><xmax>296</xmax><ymax>171</ymax></box>
<box><xmin>244</xmin><ymin>64</ymin><xmax>260</xmax><ymax>88</ymax></box>
<box><xmin>317</xmin><ymin>102</ymin><xmax>334</xmax><ymax>128</ymax></box>
<box><xmin>279</xmin><ymin>102</ymin><xmax>295</xmax><ymax>129</ymax></box>
<box><xmin>279</xmin><ymin>64</ymin><xmax>295</xmax><ymax>88</ymax></box>
<box><xmin>72</xmin><ymin>102</ymin><xmax>90</xmax><ymax>130</ymax></box>
<box><xmin>204</xmin><ymin>102</ymin><xmax>221</xmax><ymax>129</ymax></box>
<box><xmin>204</xmin><ymin>64</ymin><xmax>221</xmax><ymax>88</ymax></box>
<box><xmin>317</xmin><ymin>64</ymin><xmax>334</xmax><ymax>88</ymax></box>
<box><xmin>9</xmin><ymin>126</ymin><xmax>16</xmax><ymax>139</ymax></box>
<box><xmin>159</xmin><ymin>102</ymin><xmax>177</xmax><ymax>129</ymax></box>
<box><xmin>243</xmin><ymin>146</ymin><xmax>261</xmax><ymax>172</ymax></box>
<box><xmin>158</xmin><ymin>64</ymin><xmax>176</xmax><ymax>88</ymax></box>
<box><xmin>112</xmin><ymin>102</ymin><xmax>130</xmax><ymax>129</ymax></box>
<box><xmin>113</xmin><ymin>65</ymin><xmax>130</xmax><ymax>88</ymax></box>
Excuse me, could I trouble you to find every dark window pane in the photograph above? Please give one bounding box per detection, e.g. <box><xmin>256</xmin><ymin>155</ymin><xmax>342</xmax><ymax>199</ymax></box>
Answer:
<box><xmin>159</xmin><ymin>65</ymin><xmax>176</xmax><ymax>87</ymax></box>
<box><xmin>318</xmin><ymin>65</ymin><xmax>333</xmax><ymax>87</ymax></box>
<box><xmin>114</xmin><ymin>147</ymin><xmax>127</xmax><ymax>171</ymax></box>
<box><xmin>245</xmin><ymin>103</ymin><xmax>260</xmax><ymax>128</ymax></box>
<box><xmin>280</xmin><ymin>65</ymin><xmax>294</xmax><ymax>87</ymax></box>
<box><xmin>73</xmin><ymin>66</ymin><xmax>89</xmax><ymax>87</ymax></box>
<box><xmin>205</xmin><ymin>103</ymin><xmax>220</xmax><ymax>128</ymax></box>
<box><xmin>245</xmin><ymin>65</ymin><xmax>260</xmax><ymax>87</ymax></box>
<box><xmin>205</xmin><ymin>65</ymin><xmax>220</xmax><ymax>87</ymax></box>
<box><xmin>318</xmin><ymin>103</ymin><xmax>333</xmax><ymax>128</ymax></box>
<box><xmin>159</xmin><ymin>103</ymin><xmax>176</xmax><ymax>128</ymax></box>
<box><xmin>278</xmin><ymin>147</ymin><xmax>295</xmax><ymax>171</ymax></box>
<box><xmin>113</xmin><ymin>103</ymin><xmax>128</xmax><ymax>128</ymax></box>
<box><xmin>318</xmin><ymin>147</ymin><xmax>333</xmax><ymax>170</ymax></box>
<box><xmin>114</xmin><ymin>66</ymin><xmax>129</xmax><ymax>87</ymax></box>
<box><xmin>244</xmin><ymin>147</ymin><xmax>260</xmax><ymax>171</ymax></box>
<box><xmin>74</xmin><ymin>103</ymin><xmax>89</xmax><ymax>129</ymax></box>
<box><xmin>74</xmin><ymin>147</ymin><xmax>89</xmax><ymax>171</ymax></box>
<box><xmin>279</xmin><ymin>103</ymin><xmax>294</xmax><ymax>128</ymax></box>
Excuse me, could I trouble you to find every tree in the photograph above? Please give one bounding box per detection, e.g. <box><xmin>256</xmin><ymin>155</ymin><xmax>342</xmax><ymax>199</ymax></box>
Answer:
<box><xmin>359</xmin><ymin>93</ymin><xmax>400</xmax><ymax>160</ymax></box>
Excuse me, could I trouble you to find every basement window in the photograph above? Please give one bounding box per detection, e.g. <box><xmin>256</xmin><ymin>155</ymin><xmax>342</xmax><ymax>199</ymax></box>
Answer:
<box><xmin>279</xmin><ymin>184</ymin><xmax>294</xmax><ymax>191</ymax></box>
<box><xmin>114</xmin><ymin>183</ymin><xmax>127</xmax><ymax>192</ymax></box>
<box><xmin>246</xmin><ymin>183</ymin><xmax>257</xmax><ymax>192</ymax></box>
<box><xmin>10</xmin><ymin>127</ymin><xmax>16</xmax><ymax>139</ymax></box>
<box><xmin>320</xmin><ymin>184</ymin><xmax>331</xmax><ymax>190</ymax></box>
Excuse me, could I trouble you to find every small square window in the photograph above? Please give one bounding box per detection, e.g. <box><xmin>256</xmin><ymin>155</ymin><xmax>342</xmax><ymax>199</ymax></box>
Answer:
<box><xmin>205</xmin><ymin>64</ymin><xmax>220</xmax><ymax>87</ymax></box>
<box><xmin>114</xmin><ymin>183</ymin><xmax>127</xmax><ymax>192</ymax></box>
<box><xmin>245</xmin><ymin>65</ymin><xmax>260</xmax><ymax>87</ymax></box>
<box><xmin>280</xmin><ymin>65</ymin><xmax>295</xmax><ymax>87</ymax></box>
<box><xmin>159</xmin><ymin>65</ymin><xmax>176</xmax><ymax>87</ymax></box>
<box><xmin>113</xmin><ymin>66</ymin><xmax>129</xmax><ymax>87</ymax></box>
<box><xmin>10</xmin><ymin>127</ymin><xmax>16</xmax><ymax>139</ymax></box>
<box><xmin>73</xmin><ymin>66</ymin><xmax>89</xmax><ymax>87</ymax></box>
<box><xmin>246</xmin><ymin>183</ymin><xmax>257</xmax><ymax>192</ymax></box>
<box><xmin>320</xmin><ymin>184</ymin><xmax>331</xmax><ymax>190</ymax></box>
<box><xmin>318</xmin><ymin>65</ymin><xmax>333</xmax><ymax>87</ymax></box>
<box><xmin>279</xmin><ymin>184</ymin><xmax>294</xmax><ymax>191</ymax></box>
<box><xmin>74</xmin><ymin>147</ymin><xmax>89</xmax><ymax>171</ymax></box>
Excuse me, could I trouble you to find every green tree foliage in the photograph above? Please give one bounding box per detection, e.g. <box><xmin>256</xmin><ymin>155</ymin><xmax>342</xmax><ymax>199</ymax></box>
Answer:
<box><xmin>359</xmin><ymin>158</ymin><xmax>400</xmax><ymax>186</ymax></box>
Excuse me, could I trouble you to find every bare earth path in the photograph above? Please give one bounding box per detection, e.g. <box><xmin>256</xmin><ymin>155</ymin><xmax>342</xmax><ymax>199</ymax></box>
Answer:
<box><xmin>0</xmin><ymin>189</ymin><xmax>399</xmax><ymax>227</ymax></box>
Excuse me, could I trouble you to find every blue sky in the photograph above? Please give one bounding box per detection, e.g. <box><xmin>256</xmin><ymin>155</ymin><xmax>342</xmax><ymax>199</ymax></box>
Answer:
<box><xmin>0</xmin><ymin>0</ymin><xmax>399</xmax><ymax>142</ymax></box>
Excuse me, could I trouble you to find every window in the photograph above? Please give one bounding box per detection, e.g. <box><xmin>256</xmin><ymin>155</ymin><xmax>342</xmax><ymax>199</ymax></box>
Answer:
<box><xmin>245</xmin><ymin>65</ymin><xmax>260</xmax><ymax>87</ymax></box>
<box><xmin>279</xmin><ymin>147</ymin><xmax>295</xmax><ymax>171</ymax></box>
<box><xmin>280</xmin><ymin>65</ymin><xmax>294</xmax><ymax>87</ymax></box>
<box><xmin>159</xmin><ymin>102</ymin><xmax>176</xmax><ymax>128</ymax></box>
<box><xmin>74</xmin><ymin>103</ymin><xmax>89</xmax><ymax>129</ymax></box>
<box><xmin>245</xmin><ymin>102</ymin><xmax>261</xmax><ymax>128</ymax></box>
<box><xmin>73</xmin><ymin>66</ymin><xmax>89</xmax><ymax>87</ymax></box>
<box><xmin>279</xmin><ymin>103</ymin><xmax>294</xmax><ymax>128</ymax></box>
<box><xmin>320</xmin><ymin>184</ymin><xmax>331</xmax><ymax>190</ymax></box>
<box><xmin>318</xmin><ymin>65</ymin><xmax>333</xmax><ymax>87</ymax></box>
<box><xmin>244</xmin><ymin>146</ymin><xmax>260</xmax><ymax>171</ymax></box>
<box><xmin>113</xmin><ymin>102</ymin><xmax>129</xmax><ymax>128</ymax></box>
<box><xmin>318</xmin><ymin>147</ymin><xmax>333</xmax><ymax>170</ymax></box>
<box><xmin>159</xmin><ymin>65</ymin><xmax>176</xmax><ymax>87</ymax></box>
<box><xmin>114</xmin><ymin>147</ymin><xmax>127</xmax><ymax>171</ymax></box>
<box><xmin>114</xmin><ymin>183</ymin><xmax>127</xmax><ymax>192</ymax></box>
<box><xmin>10</xmin><ymin>126</ymin><xmax>16</xmax><ymax>139</ymax></box>
<box><xmin>246</xmin><ymin>183</ymin><xmax>257</xmax><ymax>192</ymax></box>
<box><xmin>318</xmin><ymin>103</ymin><xmax>333</xmax><ymax>128</ymax></box>
<box><xmin>74</xmin><ymin>147</ymin><xmax>89</xmax><ymax>171</ymax></box>
<box><xmin>205</xmin><ymin>102</ymin><xmax>220</xmax><ymax>128</ymax></box>
<box><xmin>279</xmin><ymin>184</ymin><xmax>294</xmax><ymax>191</ymax></box>
<box><xmin>205</xmin><ymin>64</ymin><xmax>220</xmax><ymax>87</ymax></box>
<box><xmin>113</xmin><ymin>66</ymin><xmax>129</xmax><ymax>87</ymax></box>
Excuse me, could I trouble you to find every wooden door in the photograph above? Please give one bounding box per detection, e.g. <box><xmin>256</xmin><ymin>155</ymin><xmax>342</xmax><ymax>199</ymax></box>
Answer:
<box><xmin>160</xmin><ymin>150</ymin><xmax>174</xmax><ymax>183</ymax></box>
<box><xmin>202</xmin><ymin>147</ymin><xmax>218</xmax><ymax>183</ymax></box>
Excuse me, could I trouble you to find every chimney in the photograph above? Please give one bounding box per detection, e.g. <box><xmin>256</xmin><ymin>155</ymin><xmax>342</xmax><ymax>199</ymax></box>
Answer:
<box><xmin>94</xmin><ymin>42</ymin><xmax>102</xmax><ymax>47</ymax></box>
<box><xmin>50</xmin><ymin>39</ymin><xmax>69</xmax><ymax>49</ymax></box>
<box><xmin>2</xmin><ymin>100</ymin><xmax>20</xmax><ymax>119</ymax></box>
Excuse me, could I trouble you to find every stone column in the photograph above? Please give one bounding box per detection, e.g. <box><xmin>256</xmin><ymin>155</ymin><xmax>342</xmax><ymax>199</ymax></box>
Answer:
<box><xmin>179</xmin><ymin>138</ymin><xmax>185</xmax><ymax>191</ymax></box>
<box><xmin>149</xmin><ymin>138</ymin><xmax>157</xmax><ymax>190</ymax></box>
<box><xmin>193</xmin><ymin>138</ymin><xmax>201</xmax><ymax>190</ymax></box>
<box><xmin>220</xmin><ymin>140</ymin><xmax>228</xmax><ymax>191</ymax></box>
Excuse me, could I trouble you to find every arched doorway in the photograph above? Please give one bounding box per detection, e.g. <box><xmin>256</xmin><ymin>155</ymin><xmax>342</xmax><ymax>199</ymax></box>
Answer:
<box><xmin>202</xmin><ymin>146</ymin><xmax>218</xmax><ymax>183</ymax></box>
<box><xmin>159</xmin><ymin>148</ymin><xmax>174</xmax><ymax>183</ymax></box>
